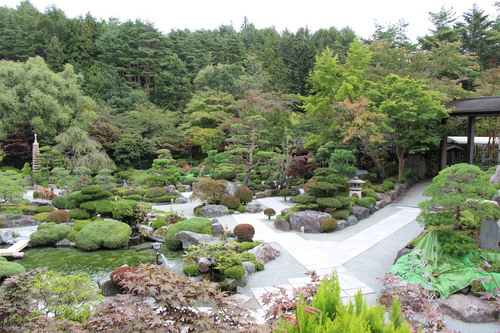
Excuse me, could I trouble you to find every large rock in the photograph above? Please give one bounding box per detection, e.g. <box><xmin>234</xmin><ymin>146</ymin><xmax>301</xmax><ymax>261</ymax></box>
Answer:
<box><xmin>175</xmin><ymin>231</ymin><xmax>220</xmax><ymax>250</ymax></box>
<box><xmin>274</xmin><ymin>217</ymin><xmax>291</xmax><ymax>231</ymax></box>
<box><xmin>0</xmin><ymin>230</ymin><xmax>15</xmax><ymax>244</ymax></box>
<box><xmin>174</xmin><ymin>196</ymin><xmax>188</xmax><ymax>204</ymax></box>
<box><xmin>242</xmin><ymin>261</ymin><xmax>256</xmax><ymax>274</ymax></box>
<box><xmin>98</xmin><ymin>273</ymin><xmax>121</xmax><ymax>296</ymax></box>
<box><xmin>2</xmin><ymin>215</ymin><xmax>38</xmax><ymax>228</ymax></box>
<box><xmin>389</xmin><ymin>190</ymin><xmax>398</xmax><ymax>200</ymax></box>
<box><xmin>438</xmin><ymin>294</ymin><xmax>499</xmax><ymax>323</ymax></box>
<box><xmin>347</xmin><ymin>215</ymin><xmax>359</xmax><ymax>226</ymax></box>
<box><xmin>393</xmin><ymin>246</ymin><xmax>414</xmax><ymax>264</ymax></box>
<box><xmin>211</xmin><ymin>222</ymin><xmax>225</xmax><ymax>236</ymax></box>
<box><xmin>55</xmin><ymin>239</ymin><xmax>72</xmax><ymax>247</ymax></box>
<box><xmin>245</xmin><ymin>202</ymin><xmax>263</xmax><ymax>213</ymax></box>
<box><xmin>199</xmin><ymin>205</ymin><xmax>229</xmax><ymax>218</ymax></box>
<box><xmin>336</xmin><ymin>219</ymin><xmax>347</xmax><ymax>230</ymax></box>
<box><xmin>197</xmin><ymin>257</ymin><xmax>216</xmax><ymax>273</ymax></box>
<box><xmin>289</xmin><ymin>210</ymin><xmax>331</xmax><ymax>233</ymax></box>
<box><xmin>224</xmin><ymin>182</ymin><xmax>237</xmax><ymax>195</ymax></box>
<box><xmin>377</xmin><ymin>193</ymin><xmax>392</xmax><ymax>205</ymax></box>
<box><xmin>280</xmin><ymin>208</ymin><xmax>293</xmax><ymax>216</ymax></box>
<box><xmin>353</xmin><ymin>206</ymin><xmax>370</xmax><ymax>221</ymax></box>
<box><xmin>255</xmin><ymin>191</ymin><xmax>267</xmax><ymax>198</ymax></box>
<box><xmin>489</xmin><ymin>165</ymin><xmax>500</xmax><ymax>183</ymax></box>
<box><xmin>250</xmin><ymin>243</ymin><xmax>280</xmax><ymax>263</ymax></box>
<box><xmin>177</xmin><ymin>184</ymin><xmax>191</xmax><ymax>192</ymax></box>
<box><xmin>394</xmin><ymin>183</ymin><xmax>406</xmax><ymax>193</ymax></box>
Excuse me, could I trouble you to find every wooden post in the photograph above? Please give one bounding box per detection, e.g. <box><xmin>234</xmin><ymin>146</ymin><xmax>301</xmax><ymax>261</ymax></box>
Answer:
<box><xmin>440</xmin><ymin>118</ymin><xmax>448</xmax><ymax>170</ymax></box>
<box><xmin>466</xmin><ymin>116</ymin><xmax>476</xmax><ymax>164</ymax></box>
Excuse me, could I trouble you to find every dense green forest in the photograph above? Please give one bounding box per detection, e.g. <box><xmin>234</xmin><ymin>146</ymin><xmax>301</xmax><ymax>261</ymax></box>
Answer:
<box><xmin>0</xmin><ymin>0</ymin><xmax>499</xmax><ymax>183</ymax></box>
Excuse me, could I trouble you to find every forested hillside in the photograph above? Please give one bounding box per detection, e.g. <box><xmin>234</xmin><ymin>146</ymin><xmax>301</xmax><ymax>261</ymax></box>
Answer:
<box><xmin>0</xmin><ymin>0</ymin><xmax>498</xmax><ymax>181</ymax></box>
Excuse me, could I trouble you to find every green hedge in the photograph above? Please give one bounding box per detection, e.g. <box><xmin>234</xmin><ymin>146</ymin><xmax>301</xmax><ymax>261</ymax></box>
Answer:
<box><xmin>0</xmin><ymin>261</ymin><xmax>26</xmax><ymax>279</ymax></box>
<box><xmin>331</xmin><ymin>209</ymin><xmax>350</xmax><ymax>221</ymax></box>
<box><xmin>165</xmin><ymin>217</ymin><xmax>213</xmax><ymax>250</ymax></box>
<box><xmin>75</xmin><ymin>221</ymin><xmax>132</xmax><ymax>251</ymax></box>
<box><xmin>30</xmin><ymin>223</ymin><xmax>71</xmax><ymax>247</ymax></box>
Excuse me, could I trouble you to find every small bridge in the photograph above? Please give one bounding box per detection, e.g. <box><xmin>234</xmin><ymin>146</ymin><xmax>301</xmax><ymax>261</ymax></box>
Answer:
<box><xmin>0</xmin><ymin>239</ymin><xmax>29</xmax><ymax>258</ymax></box>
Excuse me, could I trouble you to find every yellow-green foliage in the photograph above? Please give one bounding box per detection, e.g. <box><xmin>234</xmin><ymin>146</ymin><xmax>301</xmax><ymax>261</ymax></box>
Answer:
<box><xmin>29</xmin><ymin>223</ymin><xmax>71</xmax><ymax>247</ymax></box>
<box><xmin>0</xmin><ymin>260</ymin><xmax>26</xmax><ymax>278</ymax></box>
<box><xmin>75</xmin><ymin>220</ymin><xmax>132</xmax><ymax>251</ymax></box>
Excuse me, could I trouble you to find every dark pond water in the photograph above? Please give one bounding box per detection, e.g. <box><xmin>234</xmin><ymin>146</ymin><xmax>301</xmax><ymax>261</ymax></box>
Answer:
<box><xmin>19</xmin><ymin>243</ymin><xmax>183</xmax><ymax>281</ymax></box>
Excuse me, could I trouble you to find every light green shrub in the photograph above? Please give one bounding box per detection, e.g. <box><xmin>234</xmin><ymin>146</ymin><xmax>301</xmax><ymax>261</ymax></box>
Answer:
<box><xmin>75</xmin><ymin>221</ymin><xmax>132</xmax><ymax>251</ymax></box>
<box><xmin>223</xmin><ymin>265</ymin><xmax>245</xmax><ymax>280</ymax></box>
<box><xmin>0</xmin><ymin>261</ymin><xmax>26</xmax><ymax>279</ymax></box>
<box><xmin>164</xmin><ymin>217</ymin><xmax>213</xmax><ymax>250</ymax></box>
<box><xmin>30</xmin><ymin>223</ymin><xmax>71</xmax><ymax>247</ymax></box>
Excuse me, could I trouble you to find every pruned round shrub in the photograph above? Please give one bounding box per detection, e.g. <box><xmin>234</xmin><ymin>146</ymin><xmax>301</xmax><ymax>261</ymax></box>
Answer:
<box><xmin>30</xmin><ymin>223</ymin><xmax>71</xmax><ymax>247</ymax></box>
<box><xmin>316</xmin><ymin>197</ymin><xmax>342</xmax><ymax>209</ymax></box>
<box><xmin>0</xmin><ymin>261</ymin><xmax>26</xmax><ymax>279</ymax></box>
<box><xmin>357</xmin><ymin>197</ymin><xmax>377</xmax><ymax>209</ymax></box>
<box><xmin>75</xmin><ymin>221</ymin><xmax>132</xmax><ymax>251</ymax></box>
<box><xmin>183</xmin><ymin>264</ymin><xmax>202</xmax><ymax>277</ymax></box>
<box><xmin>220</xmin><ymin>194</ymin><xmax>241</xmax><ymax>210</ymax></box>
<box><xmin>70</xmin><ymin>209</ymin><xmax>91</xmax><ymax>220</ymax></box>
<box><xmin>147</xmin><ymin>195</ymin><xmax>179</xmax><ymax>203</ymax></box>
<box><xmin>95</xmin><ymin>200</ymin><xmax>116</xmax><ymax>215</ymax></box>
<box><xmin>238</xmin><ymin>241</ymin><xmax>262</xmax><ymax>252</ymax></box>
<box><xmin>331</xmin><ymin>209</ymin><xmax>350</xmax><ymax>221</ymax></box>
<box><xmin>263</xmin><ymin>208</ymin><xmax>276</xmax><ymax>220</ymax></box>
<box><xmin>112</xmin><ymin>201</ymin><xmax>134</xmax><ymax>220</ymax></box>
<box><xmin>252</xmin><ymin>260</ymin><xmax>264</xmax><ymax>271</ymax></box>
<box><xmin>52</xmin><ymin>195</ymin><xmax>68</xmax><ymax>209</ymax></box>
<box><xmin>321</xmin><ymin>218</ymin><xmax>338</xmax><ymax>233</ymax></box>
<box><xmin>164</xmin><ymin>217</ymin><xmax>213</xmax><ymax>250</ymax></box>
<box><xmin>239</xmin><ymin>252</ymin><xmax>256</xmax><ymax>262</ymax></box>
<box><xmin>151</xmin><ymin>216</ymin><xmax>168</xmax><ymax>229</ymax></box>
<box><xmin>46</xmin><ymin>209</ymin><xmax>70</xmax><ymax>223</ymax></box>
<box><xmin>33</xmin><ymin>188</ymin><xmax>56</xmax><ymax>200</ymax></box>
<box><xmin>235</xmin><ymin>186</ymin><xmax>253</xmax><ymax>205</ymax></box>
<box><xmin>362</xmin><ymin>188</ymin><xmax>379</xmax><ymax>201</ymax></box>
<box><xmin>291</xmin><ymin>195</ymin><xmax>317</xmax><ymax>204</ymax></box>
<box><xmin>21</xmin><ymin>205</ymin><xmax>55</xmax><ymax>214</ymax></box>
<box><xmin>32</xmin><ymin>212</ymin><xmax>50</xmax><ymax>222</ymax></box>
<box><xmin>233</xmin><ymin>224</ymin><xmax>255</xmax><ymax>242</ymax></box>
<box><xmin>110</xmin><ymin>266</ymin><xmax>138</xmax><ymax>284</ymax></box>
<box><xmin>67</xmin><ymin>219</ymin><xmax>95</xmax><ymax>242</ymax></box>
<box><xmin>236</xmin><ymin>204</ymin><xmax>245</xmax><ymax>213</ymax></box>
<box><xmin>223</xmin><ymin>265</ymin><xmax>245</xmax><ymax>280</ymax></box>
<box><xmin>122</xmin><ymin>194</ymin><xmax>143</xmax><ymax>201</ymax></box>
<box><xmin>144</xmin><ymin>187</ymin><xmax>168</xmax><ymax>199</ymax></box>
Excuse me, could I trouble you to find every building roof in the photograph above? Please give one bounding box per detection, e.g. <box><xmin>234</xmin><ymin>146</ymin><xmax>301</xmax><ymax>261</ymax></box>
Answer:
<box><xmin>445</xmin><ymin>96</ymin><xmax>500</xmax><ymax>117</ymax></box>
<box><xmin>448</xmin><ymin>136</ymin><xmax>499</xmax><ymax>145</ymax></box>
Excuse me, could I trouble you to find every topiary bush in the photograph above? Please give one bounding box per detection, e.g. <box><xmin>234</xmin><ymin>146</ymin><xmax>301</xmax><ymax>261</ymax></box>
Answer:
<box><xmin>112</xmin><ymin>201</ymin><xmax>134</xmax><ymax>221</ymax></box>
<box><xmin>291</xmin><ymin>195</ymin><xmax>317</xmax><ymax>204</ymax></box>
<box><xmin>223</xmin><ymin>265</ymin><xmax>246</xmax><ymax>280</ymax></box>
<box><xmin>67</xmin><ymin>219</ymin><xmax>96</xmax><ymax>242</ymax></box>
<box><xmin>30</xmin><ymin>223</ymin><xmax>71</xmax><ymax>247</ymax></box>
<box><xmin>32</xmin><ymin>212</ymin><xmax>50</xmax><ymax>222</ymax></box>
<box><xmin>316</xmin><ymin>197</ymin><xmax>343</xmax><ymax>209</ymax></box>
<box><xmin>46</xmin><ymin>209</ymin><xmax>70</xmax><ymax>223</ymax></box>
<box><xmin>362</xmin><ymin>188</ymin><xmax>379</xmax><ymax>201</ymax></box>
<box><xmin>164</xmin><ymin>217</ymin><xmax>213</xmax><ymax>250</ymax></box>
<box><xmin>70</xmin><ymin>209</ymin><xmax>91</xmax><ymax>220</ymax></box>
<box><xmin>52</xmin><ymin>195</ymin><xmax>68</xmax><ymax>209</ymax></box>
<box><xmin>182</xmin><ymin>264</ymin><xmax>202</xmax><ymax>277</ymax></box>
<box><xmin>263</xmin><ymin>208</ymin><xmax>276</xmax><ymax>220</ymax></box>
<box><xmin>357</xmin><ymin>197</ymin><xmax>377</xmax><ymax>209</ymax></box>
<box><xmin>151</xmin><ymin>216</ymin><xmax>168</xmax><ymax>229</ymax></box>
<box><xmin>110</xmin><ymin>266</ymin><xmax>138</xmax><ymax>284</ymax></box>
<box><xmin>75</xmin><ymin>221</ymin><xmax>132</xmax><ymax>251</ymax></box>
<box><xmin>252</xmin><ymin>260</ymin><xmax>264</xmax><ymax>271</ymax></box>
<box><xmin>238</xmin><ymin>241</ymin><xmax>262</xmax><ymax>252</ymax></box>
<box><xmin>321</xmin><ymin>218</ymin><xmax>338</xmax><ymax>233</ymax></box>
<box><xmin>239</xmin><ymin>252</ymin><xmax>256</xmax><ymax>262</ymax></box>
<box><xmin>236</xmin><ymin>204</ymin><xmax>246</xmax><ymax>213</ymax></box>
<box><xmin>235</xmin><ymin>186</ymin><xmax>253</xmax><ymax>205</ymax></box>
<box><xmin>147</xmin><ymin>195</ymin><xmax>180</xmax><ymax>203</ymax></box>
<box><xmin>0</xmin><ymin>260</ymin><xmax>26</xmax><ymax>279</ymax></box>
<box><xmin>220</xmin><ymin>194</ymin><xmax>241</xmax><ymax>210</ymax></box>
<box><xmin>95</xmin><ymin>200</ymin><xmax>115</xmax><ymax>216</ymax></box>
<box><xmin>233</xmin><ymin>224</ymin><xmax>255</xmax><ymax>242</ymax></box>
<box><xmin>20</xmin><ymin>205</ymin><xmax>55</xmax><ymax>214</ymax></box>
<box><xmin>122</xmin><ymin>194</ymin><xmax>143</xmax><ymax>201</ymax></box>
<box><xmin>143</xmin><ymin>187</ymin><xmax>168</xmax><ymax>199</ymax></box>
<box><xmin>331</xmin><ymin>209</ymin><xmax>350</xmax><ymax>221</ymax></box>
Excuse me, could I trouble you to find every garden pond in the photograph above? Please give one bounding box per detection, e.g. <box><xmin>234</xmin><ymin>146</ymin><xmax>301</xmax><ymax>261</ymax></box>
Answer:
<box><xmin>17</xmin><ymin>242</ymin><xmax>183</xmax><ymax>281</ymax></box>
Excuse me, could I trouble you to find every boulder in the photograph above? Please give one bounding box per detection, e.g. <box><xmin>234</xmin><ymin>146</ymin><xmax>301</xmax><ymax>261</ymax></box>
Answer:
<box><xmin>353</xmin><ymin>206</ymin><xmax>370</xmax><ymax>221</ymax></box>
<box><xmin>242</xmin><ymin>261</ymin><xmax>256</xmax><ymax>275</ymax></box>
<box><xmin>274</xmin><ymin>217</ymin><xmax>291</xmax><ymax>231</ymax></box>
<box><xmin>394</xmin><ymin>183</ymin><xmax>406</xmax><ymax>193</ymax></box>
<box><xmin>245</xmin><ymin>202</ymin><xmax>263</xmax><ymax>213</ymax></box>
<box><xmin>289</xmin><ymin>210</ymin><xmax>331</xmax><ymax>233</ymax></box>
<box><xmin>489</xmin><ymin>165</ymin><xmax>500</xmax><ymax>183</ymax></box>
<box><xmin>389</xmin><ymin>190</ymin><xmax>398</xmax><ymax>200</ymax></box>
<box><xmin>377</xmin><ymin>193</ymin><xmax>392</xmax><ymax>205</ymax></box>
<box><xmin>250</xmin><ymin>243</ymin><xmax>280</xmax><ymax>263</ymax></box>
<box><xmin>98</xmin><ymin>273</ymin><xmax>121</xmax><ymax>296</ymax></box>
<box><xmin>370</xmin><ymin>203</ymin><xmax>377</xmax><ymax>214</ymax></box>
<box><xmin>55</xmin><ymin>239</ymin><xmax>71</xmax><ymax>247</ymax></box>
<box><xmin>375</xmin><ymin>200</ymin><xmax>386</xmax><ymax>210</ymax></box>
<box><xmin>280</xmin><ymin>208</ymin><xmax>293</xmax><ymax>216</ymax></box>
<box><xmin>27</xmin><ymin>200</ymin><xmax>53</xmax><ymax>207</ymax></box>
<box><xmin>347</xmin><ymin>215</ymin><xmax>359</xmax><ymax>226</ymax></box>
<box><xmin>197</xmin><ymin>257</ymin><xmax>216</xmax><ymax>273</ymax></box>
<box><xmin>211</xmin><ymin>223</ymin><xmax>225</xmax><ymax>236</ymax></box>
<box><xmin>393</xmin><ymin>246</ymin><xmax>414</xmax><ymax>264</ymax></box>
<box><xmin>255</xmin><ymin>191</ymin><xmax>267</xmax><ymax>198</ymax></box>
<box><xmin>336</xmin><ymin>219</ymin><xmax>347</xmax><ymax>230</ymax></box>
<box><xmin>175</xmin><ymin>231</ymin><xmax>220</xmax><ymax>250</ymax></box>
<box><xmin>199</xmin><ymin>205</ymin><xmax>229</xmax><ymax>218</ymax></box>
<box><xmin>0</xmin><ymin>230</ymin><xmax>15</xmax><ymax>244</ymax></box>
<box><xmin>177</xmin><ymin>185</ymin><xmax>191</xmax><ymax>192</ymax></box>
<box><xmin>493</xmin><ymin>194</ymin><xmax>500</xmax><ymax>205</ymax></box>
<box><xmin>224</xmin><ymin>182</ymin><xmax>237</xmax><ymax>195</ymax></box>
<box><xmin>138</xmin><ymin>225</ymin><xmax>154</xmax><ymax>236</ymax></box>
<box><xmin>174</xmin><ymin>196</ymin><xmax>189</xmax><ymax>204</ymax></box>
<box><xmin>2</xmin><ymin>216</ymin><xmax>38</xmax><ymax>228</ymax></box>
<box><xmin>438</xmin><ymin>294</ymin><xmax>499</xmax><ymax>323</ymax></box>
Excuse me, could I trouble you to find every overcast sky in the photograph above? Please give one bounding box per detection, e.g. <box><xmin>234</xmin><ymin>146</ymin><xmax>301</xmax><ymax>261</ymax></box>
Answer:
<box><xmin>1</xmin><ymin>0</ymin><xmax>499</xmax><ymax>41</ymax></box>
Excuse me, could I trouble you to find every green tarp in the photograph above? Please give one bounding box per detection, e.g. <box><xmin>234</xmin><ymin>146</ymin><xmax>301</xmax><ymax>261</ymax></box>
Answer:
<box><xmin>389</xmin><ymin>231</ymin><xmax>499</xmax><ymax>299</ymax></box>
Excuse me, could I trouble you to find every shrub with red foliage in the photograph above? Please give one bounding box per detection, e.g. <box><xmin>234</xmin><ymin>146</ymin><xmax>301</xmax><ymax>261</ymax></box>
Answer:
<box><xmin>33</xmin><ymin>188</ymin><xmax>57</xmax><ymax>200</ymax></box>
<box><xmin>46</xmin><ymin>210</ymin><xmax>70</xmax><ymax>223</ymax></box>
<box><xmin>233</xmin><ymin>223</ymin><xmax>255</xmax><ymax>242</ymax></box>
<box><xmin>220</xmin><ymin>194</ymin><xmax>241</xmax><ymax>210</ymax></box>
<box><xmin>235</xmin><ymin>186</ymin><xmax>253</xmax><ymax>205</ymax></box>
<box><xmin>110</xmin><ymin>266</ymin><xmax>138</xmax><ymax>284</ymax></box>
<box><xmin>285</xmin><ymin>152</ymin><xmax>318</xmax><ymax>178</ymax></box>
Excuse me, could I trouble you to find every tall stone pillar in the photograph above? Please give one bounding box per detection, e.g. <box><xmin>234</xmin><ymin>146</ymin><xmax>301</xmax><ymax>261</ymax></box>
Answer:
<box><xmin>32</xmin><ymin>134</ymin><xmax>40</xmax><ymax>173</ymax></box>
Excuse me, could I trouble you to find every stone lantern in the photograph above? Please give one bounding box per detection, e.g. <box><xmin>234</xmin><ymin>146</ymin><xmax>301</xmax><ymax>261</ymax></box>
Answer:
<box><xmin>347</xmin><ymin>176</ymin><xmax>366</xmax><ymax>198</ymax></box>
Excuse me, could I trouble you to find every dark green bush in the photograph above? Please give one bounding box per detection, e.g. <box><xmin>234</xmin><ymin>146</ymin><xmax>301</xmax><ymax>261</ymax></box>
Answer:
<box><xmin>144</xmin><ymin>187</ymin><xmax>168</xmax><ymax>199</ymax></box>
<box><xmin>263</xmin><ymin>208</ymin><xmax>276</xmax><ymax>220</ymax></box>
<box><xmin>165</xmin><ymin>217</ymin><xmax>213</xmax><ymax>250</ymax></box>
<box><xmin>70</xmin><ymin>209</ymin><xmax>91</xmax><ymax>220</ymax></box>
<box><xmin>291</xmin><ymin>195</ymin><xmax>317</xmax><ymax>204</ymax></box>
<box><xmin>316</xmin><ymin>197</ymin><xmax>342</xmax><ymax>209</ymax></box>
<box><xmin>362</xmin><ymin>188</ymin><xmax>379</xmax><ymax>201</ymax></box>
<box><xmin>321</xmin><ymin>218</ymin><xmax>338</xmax><ymax>232</ymax></box>
<box><xmin>151</xmin><ymin>216</ymin><xmax>168</xmax><ymax>229</ymax></box>
<box><xmin>30</xmin><ymin>223</ymin><xmax>71</xmax><ymax>247</ymax></box>
<box><xmin>223</xmin><ymin>265</ymin><xmax>245</xmax><ymax>280</ymax></box>
<box><xmin>233</xmin><ymin>224</ymin><xmax>255</xmax><ymax>242</ymax></box>
<box><xmin>80</xmin><ymin>186</ymin><xmax>113</xmax><ymax>201</ymax></box>
<box><xmin>112</xmin><ymin>201</ymin><xmax>134</xmax><ymax>220</ymax></box>
<box><xmin>0</xmin><ymin>261</ymin><xmax>26</xmax><ymax>279</ymax></box>
<box><xmin>331</xmin><ymin>209</ymin><xmax>350</xmax><ymax>221</ymax></box>
<box><xmin>75</xmin><ymin>221</ymin><xmax>132</xmax><ymax>251</ymax></box>
<box><xmin>238</xmin><ymin>241</ymin><xmax>262</xmax><ymax>252</ymax></box>
<box><xmin>20</xmin><ymin>205</ymin><xmax>55</xmax><ymax>214</ymax></box>
<box><xmin>235</xmin><ymin>186</ymin><xmax>253</xmax><ymax>204</ymax></box>
<box><xmin>46</xmin><ymin>210</ymin><xmax>70</xmax><ymax>223</ymax></box>
<box><xmin>183</xmin><ymin>264</ymin><xmax>202</xmax><ymax>277</ymax></box>
<box><xmin>357</xmin><ymin>197</ymin><xmax>377</xmax><ymax>209</ymax></box>
<box><xmin>220</xmin><ymin>194</ymin><xmax>241</xmax><ymax>210</ymax></box>
<box><xmin>375</xmin><ymin>179</ymin><xmax>395</xmax><ymax>193</ymax></box>
<box><xmin>66</xmin><ymin>200</ymin><xmax>79</xmax><ymax>209</ymax></box>
<box><xmin>95</xmin><ymin>200</ymin><xmax>115</xmax><ymax>216</ymax></box>
<box><xmin>122</xmin><ymin>194</ymin><xmax>143</xmax><ymax>201</ymax></box>
<box><xmin>437</xmin><ymin>230</ymin><xmax>477</xmax><ymax>256</ymax></box>
<box><xmin>52</xmin><ymin>196</ymin><xmax>68</xmax><ymax>209</ymax></box>
<box><xmin>146</xmin><ymin>195</ymin><xmax>179</xmax><ymax>203</ymax></box>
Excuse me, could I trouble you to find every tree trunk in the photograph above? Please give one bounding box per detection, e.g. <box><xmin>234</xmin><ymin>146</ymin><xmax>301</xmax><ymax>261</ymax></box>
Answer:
<box><xmin>396</xmin><ymin>147</ymin><xmax>407</xmax><ymax>183</ymax></box>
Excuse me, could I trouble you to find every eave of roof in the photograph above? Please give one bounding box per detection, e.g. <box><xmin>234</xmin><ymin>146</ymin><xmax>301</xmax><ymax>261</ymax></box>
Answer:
<box><xmin>445</xmin><ymin>96</ymin><xmax>500</xmax><ymax>117</ymax></box>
